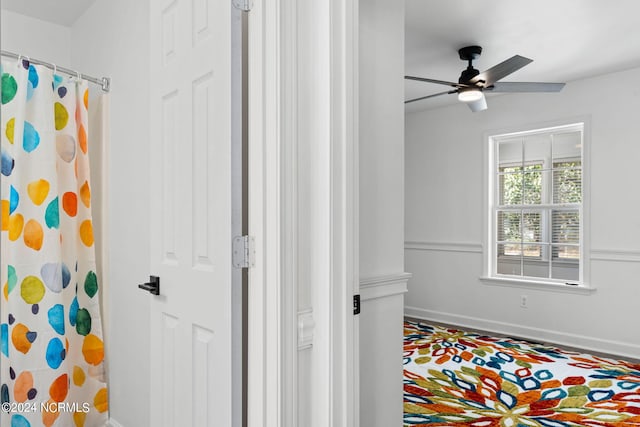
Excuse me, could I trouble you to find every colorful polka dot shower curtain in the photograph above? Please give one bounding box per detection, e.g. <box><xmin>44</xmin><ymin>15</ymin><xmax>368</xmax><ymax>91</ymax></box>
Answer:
<box><xmin>0</xmin><ymin>59</ymin><xmax>108</xmax><ymax>426</ymax></box>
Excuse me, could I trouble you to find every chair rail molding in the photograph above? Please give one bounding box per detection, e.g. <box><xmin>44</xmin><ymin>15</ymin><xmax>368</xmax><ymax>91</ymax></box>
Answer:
<box><xmin>590</xmin><ymin>248</ymin><xmax>640</xmax><ymax>263</ymax></box>
<box><xmin>406</xmin><ymin>241</ymin><xmax>640</xmax><ymax>262</ymax></box>
<box><xmin>405</xmin><ymin>240</ymin><xmax>483</xmax><ymax>254</ymax></box>
<box><xmin>360</xmin><ymin>272</ymin><xmax>411</xmax><ymax>301</ymax></box>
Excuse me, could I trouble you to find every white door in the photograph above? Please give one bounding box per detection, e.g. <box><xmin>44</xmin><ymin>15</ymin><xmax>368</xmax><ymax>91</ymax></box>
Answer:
<box><xmin>147</xmin><ymin>0</ymin><xmax>238</xmax><ymax>426</ymax></box>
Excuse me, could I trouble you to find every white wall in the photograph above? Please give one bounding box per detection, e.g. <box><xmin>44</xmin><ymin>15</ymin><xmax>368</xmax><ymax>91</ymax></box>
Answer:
<box><xmin>359</xmin><ymin>0</ymin><xmax>407</xmax><ymax>425</ymax></box>
<box><xmin>405</xmin><ymin>67</ymin><xmax>640</xmax><ymax>359</ymax></box>
<box><xmin>0</xmin><ymin>10</ymin><xmax>71</xmax><ymax>64</ymax></box>
<box><xmin>71</xmin><ymin>2</ymin><xmax>151</xmax><ymax>426</ymax></box>
<box><xmin>359</xmin><ymin>0</ymin><xmax>405</xmax><ymax>279</ymax></box>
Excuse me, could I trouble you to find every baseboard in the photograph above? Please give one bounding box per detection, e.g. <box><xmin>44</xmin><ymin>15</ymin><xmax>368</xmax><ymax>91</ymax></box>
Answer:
<box><xmin>108</xmin><ymin>418</ymin><xmax>124</xmax><ymax>427</ymax></box>
<box><xmin>405</xmin><ymin>306</ymin><xmax>640</xmax><ymax>362</ymax></box>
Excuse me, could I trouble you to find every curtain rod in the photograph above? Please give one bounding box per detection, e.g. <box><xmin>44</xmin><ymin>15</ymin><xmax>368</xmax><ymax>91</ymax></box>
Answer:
<box><xmin>1</xmin><ymin>49</ymin><xmax>110</xmax><ymax>92</ymax></box>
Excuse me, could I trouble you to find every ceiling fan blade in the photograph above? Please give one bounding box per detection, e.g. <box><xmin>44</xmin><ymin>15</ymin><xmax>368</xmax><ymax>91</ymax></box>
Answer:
<box><xmin>487</xmin><ymin>82</ymin><xmax>566</xmax><ymax>93</ymax></box>
<box><xmin>466</xmin><ymin>94</ymin><xmax>487</xmax><ymax>112</ymax></box>
<box><xmin>405</xmin><ymin>75</ymin><xmax>471</xmax><ymax>89</ymax></box>
<box><xmin>471</xmin><ymin>55</ymin><xmax>533</xmax><ymax>86</ymax></box>
<box><xmin>405</xmin><ymin>89</ymin><xmax>457</xmax><ymax>104</ymax></box>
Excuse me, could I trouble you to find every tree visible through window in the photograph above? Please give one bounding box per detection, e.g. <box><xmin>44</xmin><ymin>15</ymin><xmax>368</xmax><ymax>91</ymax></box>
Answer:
<box><xmin>491</xmin><ymin>124</ymin><xmax>583</xmax><ymax>283</ymax></box>
<box><xmin>499</xmin><ymin>164</ymin><xmax>543</xmax><ymax>257</ymax></box>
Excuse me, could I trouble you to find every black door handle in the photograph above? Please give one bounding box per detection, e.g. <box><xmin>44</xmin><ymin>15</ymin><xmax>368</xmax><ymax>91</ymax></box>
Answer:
<box><xmin>138</xmin><ymin>275</ymin><xmax>160</xmax><ymax>295</ymax></box>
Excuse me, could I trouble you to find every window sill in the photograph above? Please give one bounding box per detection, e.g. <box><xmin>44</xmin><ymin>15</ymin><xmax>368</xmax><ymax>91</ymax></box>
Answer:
<box><xmin>479</xmin><ymin>276</ymin><xmax>596</xmax><ymax>295</ymax></box>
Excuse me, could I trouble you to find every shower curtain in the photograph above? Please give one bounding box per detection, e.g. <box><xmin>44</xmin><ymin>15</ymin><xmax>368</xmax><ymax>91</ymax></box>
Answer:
<box><xmin>0</xmin><ymin>58</ymin><xmax>108</xmax><ymax>426</ymax></box>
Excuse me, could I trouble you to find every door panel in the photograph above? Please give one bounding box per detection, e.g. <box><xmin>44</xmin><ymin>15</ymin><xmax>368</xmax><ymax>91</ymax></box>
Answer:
<box><xmin>149</xmin><ymin>0</ymin><xmax>234</xmax><ymax>426</ymax></box>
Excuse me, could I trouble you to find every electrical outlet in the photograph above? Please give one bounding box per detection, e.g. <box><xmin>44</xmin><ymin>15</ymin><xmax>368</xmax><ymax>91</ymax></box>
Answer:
<box><xmin>520</xmin><ymin>295</ymin><xmax>528</xmax><ymax>308</ymax></box>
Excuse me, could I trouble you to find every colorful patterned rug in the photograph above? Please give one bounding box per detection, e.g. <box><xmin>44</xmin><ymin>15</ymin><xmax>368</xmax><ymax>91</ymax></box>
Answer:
<box><xmin>404</xmin><ymin>321</ymin><xmax>640</xmax><ymax>426</ymax></box>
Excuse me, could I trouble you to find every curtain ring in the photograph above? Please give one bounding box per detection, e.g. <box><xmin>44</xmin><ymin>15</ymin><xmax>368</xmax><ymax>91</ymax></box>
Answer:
<box><xmin>52</xmin><ymin>63</ymin><xmax>57</xmax><ymax>76</ymax></box>
<box><xmin>75</xmin><ymin>69</ymin><xmax>82</xmax><ymax>81</ymax></box>
<box><xmin>17</xmin><ymin>54</ymin><xmax>29</xmax><ymax>67</ymax></box>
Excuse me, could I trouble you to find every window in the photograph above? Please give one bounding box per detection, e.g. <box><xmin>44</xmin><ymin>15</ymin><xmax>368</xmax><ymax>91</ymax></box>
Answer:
<box><xmin>487</xmin><ymin>123</ymin><xmax>586</xmax><ymax>287</ymax></box>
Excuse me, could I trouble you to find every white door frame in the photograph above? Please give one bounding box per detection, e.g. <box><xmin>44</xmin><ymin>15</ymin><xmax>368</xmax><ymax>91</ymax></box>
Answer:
<box><xmin>246</xmin><ymin>0</ymin><xmax>359</xmax><ymax>425</ymax></box>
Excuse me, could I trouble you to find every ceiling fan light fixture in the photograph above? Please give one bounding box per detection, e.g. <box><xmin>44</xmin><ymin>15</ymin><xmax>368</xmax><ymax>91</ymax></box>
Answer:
<box><xmin>458</xmin><ymin>88</ymin><xmax>483</xmax><ymax>102</ymax></box>
<box><xmin>467</xmin><ymin>95</ymin><xmax>487</xmax><ymax>112</ymax></box>
<box><xmin>404</xmin><ymin>46</ymin><xmax>565</xmax><ymax>111</ymax></box>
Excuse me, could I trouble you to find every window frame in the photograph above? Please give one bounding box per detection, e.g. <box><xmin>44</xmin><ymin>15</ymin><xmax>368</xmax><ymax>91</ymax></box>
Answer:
<box><xmin>482</xmin><ymin>119</ymin><xmax>592</xmax><ymax>293</ymax></box>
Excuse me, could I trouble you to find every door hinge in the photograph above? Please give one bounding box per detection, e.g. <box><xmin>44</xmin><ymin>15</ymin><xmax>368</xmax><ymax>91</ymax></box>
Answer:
<box><xmin>232</xmin><ymin>0</ymin><xmax>253</xmax><ymax>12</ymax></box>
<box><xmin>353</xmin><ymin>294</ymin><xmax>361</xmax><ymax>315</ymax></box>
<box><xmin>233</xmin><ymin>235</ymin><xmax>256</xmax><ymax>268</ymax></box>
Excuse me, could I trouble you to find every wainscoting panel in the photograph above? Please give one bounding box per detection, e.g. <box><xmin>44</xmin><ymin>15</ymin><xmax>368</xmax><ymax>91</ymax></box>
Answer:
<box><xmin>360</xmin><ymin>273</ymin><xmax>409</xmax><ymax>427</ymax></box>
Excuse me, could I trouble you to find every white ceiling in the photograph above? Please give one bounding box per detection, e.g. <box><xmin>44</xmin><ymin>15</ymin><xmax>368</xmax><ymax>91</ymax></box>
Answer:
<box><xmin>405</xmin><ymin>0</ymin><xmax>640</xmax><ymax>113</ymax></box>
<box><xmin>1</xmin><ymin>0</ymin><xmax>98</xmax><ymax>26</ymax></box>
<box><xmin>4</xmin><ymin>0</ymin><xmax>640</xmax><ymax>113</ymax></box>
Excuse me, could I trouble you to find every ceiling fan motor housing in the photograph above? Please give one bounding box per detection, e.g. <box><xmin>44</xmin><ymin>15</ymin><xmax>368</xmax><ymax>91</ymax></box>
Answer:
<box><xmin>458</xmin><ymin>45</ymin><xmax>483</xmax><ymax>85</ymax></box>
<box><xmin>459</xmin><ymin>67</ymin><xmax>480</xmax><ymax>85</ymax></box>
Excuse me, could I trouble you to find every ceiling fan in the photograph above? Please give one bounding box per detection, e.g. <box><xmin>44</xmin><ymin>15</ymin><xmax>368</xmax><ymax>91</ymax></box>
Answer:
<box><xmin>405</xmin><ymin>45</ymin><xmax>565</xmax><ymax>112</ymax></box>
